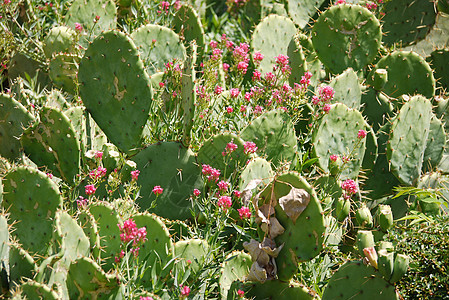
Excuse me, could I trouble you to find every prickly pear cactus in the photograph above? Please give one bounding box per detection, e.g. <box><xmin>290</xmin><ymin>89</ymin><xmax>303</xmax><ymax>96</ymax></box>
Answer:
<box><xmin>428</xmin><ymin>48</ymin><xmax>449</xmax><ymax>91</ymax></box>
<box><xmin>423</xmin><ymin>115</ymin><xmax>446</xmax><ymax>173</ymax></box>
<box><xmin>329</xmin><ymin>68</ymin><xmax>362</xmax><ymax>109</ymax></box>
<box><xmin>382</xmin><ymin>0</ymin><xmax>436</xmax><ymax>47</ymax></box>
<box><xmin>9</xmin><ymin>242</ymin><xmax>38</xmax><ymax>285</ymax></box>
<box><xmin>21</xmin><ymin>106</ymin><xmax>81</xmax><ymax>184</ymax></box>
<box><xmin>78</xmin><ymin>30</ymin><xmax>153</xmax><ymax>153</ymax></box>
<box><xmin>131</xmin><ymin>24</ymin><xmax>187</xmax><ymax>75</ymax></box>
<box><xmin>387</xmin><ymin>95</ymin><xmax>432</xmax><ymax>186</ymax></box>
<box><xmin>322</xmin><ymin>260</ymin><xmax>398</xmax><ymax>300</ymax></box>
<box><xmin>181</xmin><ymin>42</ymin><xmax>197</xmax><ymax>147</ymax></box>
<box><xmin>43</xmin><ymin>26</ymin><xmax>77</xmax><ymax>58</ymax></box>
<box><xmin>240</xmin><ymin>279</ymin><xmax>319</xmax><ymax>300</ymax></box>
<box><xmin>0</xmin><ymin>94</ymin><xmax>35</xmax><ymax>161</ymax></box>
<box><xmin>240</xmin><ymin>109</ymin><xmax>297</xmax><ymax>168</ymax></box>
<box><xmin>239</xmin><ymin>157</ymin><xmax>274</xmax><ymax>191</ymax></box>
<box><xmin>132</xmin><ymin>142</ymin><xmax>203</xmax><ymax>220</ymax></box>
<box><xmin>287</xmin><ymin>0</ymin><xmax>327</xmax><ymax>29</ymax></box>
<box><xmin>48</xmin><ymin>53</ymin><xmax>80</xmax><ymax>94</ymax></box>
<box><xmin>2</xmin><ymin>167</ymin><xmax>62</xmax><ymax>255</ymax></box>
<box><xmin>311</xmin><ymin>4</ymin><xmax>382</xmax><ymax>74</ymax></box>
<box><xmin>312</xmin><ymin>103</ymin><xmax>367</xmax><ymax>179</ymax></box>
<box><xmin>367</xmin><ymin>51</ymin><xmax>435</xmax><ymax>99</ymax></box>
<box><xmin>251</xmin><ymin>14</ymin><xmax>297</xmax><ymax>74</ymax></box>
<box><xmin>172</xmin><ymin>4</ymin><xmax>205</xmax><ymax>56</ymax></box>
<box><xmin>219</xmin><ymin>251</ymin><xmax>252</xmax><ymax>299</ymax></box>
<box><xmin>174</xmin><ymin>238</ymin><xmax>209</xmax><ymax>274</ymax></box>
<box><xmin>14</xmin><ymin>281</ymin><xmax>60</xmax><ymax>300</ymax></box>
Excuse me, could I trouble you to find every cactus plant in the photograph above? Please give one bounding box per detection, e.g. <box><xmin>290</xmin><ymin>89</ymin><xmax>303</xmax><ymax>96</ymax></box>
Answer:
<box><xmin>78</xmin><ymin>30</ymin><xmax>153</xmax><ymax>153</ymax></box>
<box><xmin>219</xmin><ymin>251</ymin><xmax>252</xmax><ymax>299</ymax></box>
<box><xmin>48</xmin><ymin>53</ymin><xmax>80</xmax><ymax>94</ymax></box>
<box><xmin>329</xmin><ymin>68</ymin><xmax>362</xmax><ymax>109</ymax></box>
<box><xmin>172</xmin><ymin>4</ymin><xmax>205</xmax><ymax>57</ymax></box>
<box><xmin>43</xmin><ymin>26</ymin><xmax>77</xmax><ymax>59</ymax></box>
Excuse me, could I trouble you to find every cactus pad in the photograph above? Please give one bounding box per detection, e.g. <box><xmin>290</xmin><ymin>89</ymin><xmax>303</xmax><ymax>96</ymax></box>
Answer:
<box><xmin>21</xmin><ymin>107</ymin><xmax>81</xmax><ymax>184</ymax></box>
<box><xmin>48</xmin><ymin>53</ymin><xmax>80</xmax><ymax>94</ymax></box>
<box><xmin>2</xmin><ymin>167</ymin><xmax>62</xmax><ymax>255</ymax></box>
<box><xmin>78</xmin><ymin>31</ymin><xmax>153</xmax><ymax>153</ymax></box>
<box><xmin>429</xmin><ymin>48</ymin><xmax>449</xmax><ymax>91</ymax></box>
<box><xmin>367</xmin><ymin>51</ymin><xmax>435</xmax><ymax>98</ymax></box>
<box><xmin>219</xmin><ymin>251</ymin><xmax>252</xmax><ymax>299</ymax></box>
<box><xmin>239</xmin><ymin>157</ymin><xmax>274</xmax><ymax>191</ymax></box>
<box><xmin>172</xmin><ymin>4</ymin><xmax>205</xmax><ymax>56</ymax></box>
<box><xmin>0</xmin><ymin>94</ymin><xmax>35</xmax><ymax>161</ymax></box>
<box><xmin>16</xmin><ymin>281</ymin><xmax>59</xmax><ymax>299</ymax></box>
<box><xmin>43</xmin><ymin>26</ymin><xmax>77</xmax><ymax>59</ymax></box>
<box><xmin>240</xmin><ymin>109</ymin><xmax>297</xmax><ymax>167</ymax></box>
<box><xmin>242</xmin><ymin>280</ymin><xmax>319</xmax><ymax>299</ymax></box>
<box><xmin>311</xmin><ymin>4</ymin><xmax>381</xmax><ymax>74</ymax></box>
<box><xmin>132</xmin><ymin>142</ymin><xmax>203</xmax><ymax>220</ymax></box>
<box><xmin>322</xmin><ymin>260</ymin><xmax>398</xmax><ymax>300</ymax></box>
<box><xmin>387</xmin><ymin>95</ymin><xmax>432</xmax><ymax>185</ymax></box>
<box><xmin>131</xmin><ymin>24</ymin><xmax>187</xmax><ymax>76</ymax></box>
<box><xmin>287</xmin><ymin>0</ymin><xmax>327</xmax><ymax>29</ymax></box>
<box><xmin>329</xmin><ymin>68</ymin><xmax>362</xmax><ymax>109</ymax></box>
<box><xmin>251</xmin><ymin>15</ymin><xmax>297</xmax><ymax>74</ymax></box>
<box><xmin>312</xmin><ymin>103</ymin><xmax>366</xmax><ymax>179</ymax></box>
<box><xmin>174</xmin><ymin>238</ymin><xmax>208</xmax><ymax>274</ymax></box>
<box><xmin>423</xmin><ymin>115</ymin><xmax>446</xmax><ymax>173</ymax></box>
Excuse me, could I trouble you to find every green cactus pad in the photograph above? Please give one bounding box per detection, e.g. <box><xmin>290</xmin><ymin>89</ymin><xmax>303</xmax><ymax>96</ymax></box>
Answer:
<box><xmin>43</xmin><ymin>26</ymin><xmax>77</xmax><ymax>59</ymax></box>
<box><xmin>65</xmin><ymin>0</ymin><xmax>117</xmax><ymax>45</ymax></box>
<box><xmin>172</xmin><ymin>4</ymin><xmax>205</xmax><ymax>56</ymax></box>
<box><xmin>429</xmin><ymin>48</ymin><xmax>449</xmax><ymax>91</ymax></box>
<box><xmin>312</xmin><ymin>103</ymin><xmax>367</xmax><ymax>179</ymax></box>
<box><xmin>79</xmin><ymin>31</ymin><xmax>153</xmax><ymax>153</ymax></box>
<box><xmin>132</xmin><ymin>142</ymin><xmax>202</xmax><ymax>220</ymax></box>
<box><xmin>240</xmin><ymin>109</ymin><xmax>297</xmax><ymax>167</ymax></box>
<box><xmin>361</xmin><ymin>125</ymin><xmax>378</xmax><ymax>170</ymax></box>
<box><xmin>21</xmin><ymin>106</ymin><xmax>81</xmax><ymax>184</ymax></box>
<box><xmin>17</xmin><ymin>281</ymin><xmax>60</xmax><ymax>300</ymax></box>
<box><xmin>198</xmin><ymin>133</ymin><xmax>248</xmax><ymax>178</ymax></box>
<box><xmin>181</xmin><ymin>42</ymin><xmax>197</xmax><ymax>147</ymax></box>
<box><xmin>0</xmin><ymin>94</ymin><xmax>35</xmax><ymax>161</ymax></box>
<box><xmin>361</xmin><ymin>88</ymin><xmax>393</xmax><ymax>132</ymax></box>
<box><xmin>251</xmin><ymin>15</ymin><xmax>297</xmax><ymax>74</ymax></box>
<box><xmin>219</xmin><ymin>251</ymin><xmax>252</xmax><ymax>299</ymax></box>
<box><xmin>89</xmin><ymin>203</ymin><xmax>122</xmax><ymax>272</ymax></box>
<box><xmin>242</xmin><ymin>280</ymin><xmax>319</xmax><ymax>299</ymax></box>
<box><xmin>55</xmin><ymin>210</ymin><xmax>90</xmax><ymax>262</ymax></box>
<box><xmin>287</xmin><ymin>35</ymin><xmax>307</xmax><ymax>86</ymax></box>
<box><xmin>387</xmin><ymin>95</ymin><xmax>432</xmax><ymax>185</ymax></box>
<box><xmin>133</xmin><ymin>213</ymin><xmax>173</xmax><ymax>287</ymax></box>
<box><xmin>9</xmin><ymin>242</ymin><xmax>38</xmax><ymax>285</ymax></box>
<box><xmin>8</xmin><ymin>52</ymin><xmax>50</xmax><ymax>88</ymax></box>
<box><xmin>322</xmin><ymin>260</ymin><xmax>398</xmax><ymax>300</ymax></box>
<box><xmin>258</xmin><ymin>172</ymin><xmax>325</xmax><ymax>281</ymax></box>
<box><xmin>363</xmin><ymin>123</ymin><xmax>401</xmax><ymax>200</ymax></box>
<box><xmin>48</xmin><ymin>53</ymin><xmax>80</xmax><ymax>94</ymax></box>
<box><xmin>131</xmin><ymin>24</ymin><xmax>187</xmax><ymax>76</ymax></box>
<box><xmin>329</xmin><ymin>68</ymin><xmax>362</xmax><ymax>109</ymax></box>
<box><xmin>67</xmin><ymin>257</ymin><xmax>122</xmax><ymax>299</ymax></box>
<box><xmin>77</xmin><ymin>210</ymin><xmax>101</xmax><ymax>259</ymax></box>
<box><xmin>47</xmin><ymin>89</ymin><xmax>70</xmax><ymax>110</ymax></box>
<box><xmin>295</xmin><ymin>33</ymin><xmax>323</xmax><ymax>86</ymax></box>
<box><xmin>423</xmin><ymin>115</ymin><xmax>446</xmax><ymax>173</ymax></box>
<box><xmin>382</xmin><ymin>0</ymin><xmax>436</xmax><ymax>47</ymax></box>
<box><xmin>239</xmin><ymin>157</ymin><xmax>274</xmax><ymax>191</ymax></box>
<box><xmin>2</xmin><ymin>167</ymin><xmax>62</xmax><ymax>255</ymax></box>
<box><xmin>311</xmin><ymin>4</ymin><xmax>382</xmax><ymax>74</ymax></box>
<box><xmin>367</xmin><ymin>51</ymin><xmax>435</xmax><ymax>99</ymax></box>
<box><xmin>287</xmin><ymin>0</ymin><xmax>327</xmax><ymax>29</ymax></box>
<box><xmin>174</xmin><ymin>238</ymin><xmax>208</xmax><ymax>274</ymax></box>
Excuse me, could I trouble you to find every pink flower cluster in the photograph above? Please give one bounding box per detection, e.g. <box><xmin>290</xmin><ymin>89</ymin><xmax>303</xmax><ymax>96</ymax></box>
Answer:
<box><xmin>202</xmin><ymin>164</ymin><xmax>221</xmax><ymax>182</ymax></box>
<box><xmin>95</xmin><ymin>151</ymin><xmax>103</xmax><ymax>159</ymax></box>
<box><xmin>341</xmin><ymin>179</ymin><xmax>358</xmax><ymax>199</ymax></box>
<box><xmin>85</xmin><ymin>184</ymin><xmax>96</xmax><ymax>195</ymax></box>
<box><xmin>218</xmin><ymin>195</ymin><xmax>232</xmax><ymax>211</ymax></box>
<box><xmin>218</xmin><ymin>180</ymin><xmax>230</xmax><ymax>192</ymax></box>
<box><xmin>274</xmin><ymin>54</ymin><xmax>291</xmax><ymax>74</ymax></box>
<box><xmin>89</xmin><ymin>166</ymin><xmax>107</xmax><ymax>179</ymax></box>
<box><xmin>357</xmin><ymin>129</ymin><xmax>367</xmax><ymax>139</ymax></box>
<box><xmin>76</xmin><ymin>196</ymin><xmax>88</xmax><ymax>208</ymax></box>
<box><xmin>193</xmin><ymin>189</ymin><xmax>201</xmax><ymax>197</ymax></box>
<box><xmin>152</xmin><ymin>185</ymin><xmax>164</xmax><ymax>195</ymax></box>
<box><xmin>180</xmin><ymin>285</ymin><xmax>190</xmax><ymax>297</ymax></box>
<box><xmin>299</xmin><ymin>71</ymin><xmax>313</xmax><ymax>90</ymax></box>
<box><xmin>243</xmin><ymin>141</ymin><xmax>258</xmax><ymax>154</ymax></box>
<box><xmin>318</xmin><ymin>85</ymin><xmax>335</xmax><ymax>102</ymax></box>
<box><xmin>366</xmin><ymin>2</ymin><xmax>377</xmax><ymax>10</ymax></box>
<box><xmin>330</xmin><ymin>154</ymin><xmax>339</xmax><ymax>162</ymax></box>
<box><xmin>131</xmin><ymin>170</ymin><xmax>140</xmax><ymax>181</ymax></box>
<box><xmin>117</xmin><ymin>219</ymin><xmax>147</xmax><ymax>259</ymax></box>
<box><xmin>230</xmin><ymin>88</ymin><xmax>240</xmax><ymax>98</ymax></box>
<box><xmin>237</xmin><ymin>206</ymin><xmax>251</xmax><ymax>219</ymax></box>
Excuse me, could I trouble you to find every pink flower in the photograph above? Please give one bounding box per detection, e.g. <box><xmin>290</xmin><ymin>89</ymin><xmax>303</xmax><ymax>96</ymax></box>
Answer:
<box><xmin>223</xmin><ymin>63</ymin><xmax>230</xmax><ymax>72</ymax></box>
<box><xmin>330</xmin><ymin>154</ymin><xmax>338</xmax><ymax>162</ymax></box>
<box><xmin>226</xmin><ymin>142</ymin><xmax>238</xmax><ymax>153</ymax></box>
<box><xmin>85</xmin><ymin>184</ymin><xmax>96</xmax><ymax>195</ymax></box>
<box><xmin>152</xmin><ymin>185</ymin><xmax>163</xmax><ymax>195</ymax></box>
<box><xmin>366</xmin><ymin>2</ymin><xmax>377</xmax><ymax>10</ymax></box>
<box><xmin>237</xmin><ymin>61</ymin><xmax>248</xmax><ymax>74</ymax></box>
<box><xmin>265</xmin><ymin>72</ymin><xmax>275</xmax><ymax>82</ymax></box>
<box><xmin>159</xmin><ymin>82</ymin><xmax>165</xmax><ymax>88</ymax></box>
<box><xmin>46</xmin><ymin>173</ymin><xmax>53</xmax><ymax>179</ymax></box>
<box><xmin>180</xmin><ymin>285</ymin><xmax>190</xmax><ymax>297</ymax></box>
<box><xmin>237</xmin><ymin>289</ymin><xmax>245</xmax><ymax>297</ymax></box>
<box><xmin>312</xmin><ymin>96</ymin><xmax>320</xmax><ymax>105</ymax></box>
<box><xmin>234</xmin><ymin>190</ymin><xmax>241</xmax><ymax>198</ymax></box>
<box><xmin>275</xmin><ymin>54</ymin><xmax>289</xmax><ymax>67</ymax></box>
<box><xmin>95</xmin><ymin>151</ymin><xmax>103</xmax><ymax>159</ymax></box>
<box><xmin>94</xmin><ymin>15</ymin><xmax>100</xmax><ymax>22</ymax></box>
<box><xmin>341</xmin><ymin>179</ymin><xmax>358</xmax><ymax>199</ymax></box>
<box><xmin>253</xmin><ymin>51</ymin><xmax>264</xmax><ymax>63</ymax></box>
<box><xmin>209</xmin><ymin>40</ymin><xmax>218</xmax><ymax>49</ymax></box>
<box><xmin>318</xmin><ymin>86</ymin><xmax>334</xmax><ymax>102</ymax></box>
<box><xmin>226</xmin><ymin>106</ymin><xmax>233</xmax><ymax>114</ymax></box>
<box><xmin>140</xmin><ymin>297</ymin><xmax>154</xmax><ymax>300</ymax></box>
<box><xmin>226</xmin><ymin>40</ymin><xmax>234</xmax><ymax>50</ymax></box>
<box><xmin>202</xmin><ymin>164</ymin><xmax>221</xmax><ymax>182</ymax></box>
<box><xmin>240</xmin><ymin>105</ymin><xmax>247</xmax><ymax>112</ymax></box>
<box><xmin>253</xmin><ymin>105</ymin><xmax>263</xmax><ymax>115</ymax></box>
<box><xmin>243</xmin><ymin>141</ymin><xmax>258</xmax><ymax>154</ymax></box>
<box><xmin>252</xmin><ymin>70</ymin><xmax>261</xmax><ymax>81</ymax></box>
<box><xmin>214</xmin><ymin>85</ymin><xmax>223</xmax><ymax>95</ymax></box>
<box><xmin>238</xmin><ymin>206</ymin><xmax>251</xmax><ymax>219</ymax></box>
<box><xmin>218</xmin><ymin>180</ymin><xmax>230</xmax><ymax>191</ymax></box>
<box><xmin>74</xmin><ymin>22</ymin><xmax>83</xmax><ymax>32</ymax></box>
<box><xmin>193</xmin><ymin>189</ymin><xmax>201</xmax><ymax>196</ymax></box>
<box><xmin>230</xmin><ymin>88</ymin><xmax>240</xmax><ymax>98</ymax></box>
<box><xmin>211</xmin><ymin>48</ymin><xmax>223</xmax><ymax>60</ymax></box>
<box><xmin>131</xmin><ymin>170</ymin><xmax>140</xmax><ymax>181</ymax></box>
<box><xmin>323</xmin><ymin>103</ymin><xmax>331</xmax><ymax>113</ymax></box>
<box><xmin>335</xmin><ymin>0</ymin><xmax>346</xmax><ymax>3</ymax></box>
<box><xmin>89</xmin><ymin>166</ymin><xmax>107</xmax><ymax>179</ymax></box>
<box><xmin>358</xmin><ymin>129</ymin><xmax>367</xmax><ymax>139</ymax></box>
<box><xmin>217</xmin><ymin>196</ymin><xmax>232</xmax><ymax>210</ymax></box>
<box><xmin>76</xmin><ymin>196</ymin><xmax>88</xmax><ymax>208</ymax></box>
<box><xmin>363</xmin><ymin>247</ymin><xmax>378</xmax><ymax>269</ymax></box>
